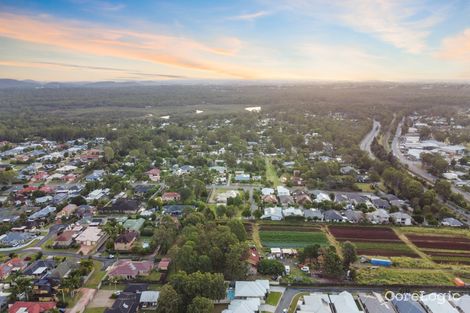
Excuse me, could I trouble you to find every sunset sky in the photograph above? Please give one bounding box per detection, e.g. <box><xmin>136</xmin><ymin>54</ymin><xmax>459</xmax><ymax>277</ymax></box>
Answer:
<box><xmin>1</xmin><ymin>0</ymin><xmax>470</xmax><ymax>81</ymax></box>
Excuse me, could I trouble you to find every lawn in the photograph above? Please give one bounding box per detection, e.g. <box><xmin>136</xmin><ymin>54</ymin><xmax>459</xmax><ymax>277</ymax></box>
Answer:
<box><xmin>84</xmin><ymin>308</ymin><xmax>106</xmax><ymax>313</ymax></box>
<box><xmin>288</xmin><ymin>292</ymin><xmax>309</xmax><ymax>313</ymax></box>
<box><xmin>84</xmin><ymin>260</ymin><xmax>106</xmax><ymax>289</ymax></box>
<box><xmin>356</xmin><ymin>268</ymin><xmax>453</xmax><ymax>286</ymax></box>
<box><xmin>265</xmin><ymin>158</ymin><xmax>280</xmax><ymax>186</ymax></box>
<box><xmin>260</xmin><ymin>231</ymin><xmax>329</xmax><ymax>248</ymax></box>
<box><xmin>266</xmin><ymin>291</ymin><xmax>282</xmax><ymax>306</ymax></box>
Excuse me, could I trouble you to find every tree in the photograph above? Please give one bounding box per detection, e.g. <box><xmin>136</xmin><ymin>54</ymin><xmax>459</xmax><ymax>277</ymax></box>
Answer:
<box><xmin>156</xmin><ymin>285</ymin><xmax>180</xmax><ymax>313</ymax></box>
<box><xmin>104</xmin><ymin>146</ymin><xmax>115</xmax><ymax>162</ymax></box>
<box><xmin>257</xmin><ymin>259</ymin><xmax>285</xmax><ymax>276</ymax></box>
<box><xmin>298</xmin><ymin>244</ymin><xmax>321</xmax><ymax>264</ymax></box>
<box><xmin>215</xmin><ymin>205</ymin><xmax>226</xmax><ymax>218</ymax></box>
<box><xmin>187</xmin><ymin>297</ymin><xmax>214</xmax><ymax>313</ymax></box>
<box><xmin>341</xmin><ymin>241</ymin><xmax>357</xmax><ymax>269</ymax></box>
<box><xmin>435</xmin><ymin>179</ymin><xmax>452</xmax><ymax>201</ymax></box>
<box><xmin>227</xmin><ymin>220</ymin><xmax>247</xmax><ymax>241</ymax></box>
<box><xmin>0</xmin><ymin>170</ymin><xmax>16</xmax><ymax>184</ymax></box>
<box><xmin>319</xmin><ymin>247</ymin><xmax>343</xmax><ymax>278</ymax></box>
<box><xmin>224</xmin><ymin>243</ymin><xmax>248</xmax><ymax>280</ymax></box>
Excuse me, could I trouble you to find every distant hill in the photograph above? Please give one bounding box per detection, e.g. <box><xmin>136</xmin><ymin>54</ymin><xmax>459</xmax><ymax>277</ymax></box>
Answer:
<box><xmin>0</xmin><ymin>79</ymin><xmax>42</xmax><ymax>88</ymax></box>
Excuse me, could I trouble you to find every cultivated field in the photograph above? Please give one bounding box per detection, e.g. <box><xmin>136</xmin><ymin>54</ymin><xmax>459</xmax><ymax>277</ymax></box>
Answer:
<box><xmin>404</xmin><ymin>231</ymin><xmax>470</xmax><ymax>265</ymax></box>
<box><xmin>259</xmin><ymin>223</ymin><xmax>328</xmax><ymax>248</ymax></box>
<box><xmin>329</xmin><ymin>225</ymin><xmax>419</xmax><ymax>257</ymax></box>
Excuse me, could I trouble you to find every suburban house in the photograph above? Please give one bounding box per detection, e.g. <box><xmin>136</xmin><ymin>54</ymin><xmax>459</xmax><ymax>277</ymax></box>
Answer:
<box><xmin>222</xmin><ymin>299</ymin><xmax>261</xmax><ymax>313</ymax></box>
<box><xmin>390</xmin><ymin>212</ymin><xmax>412</xmax><ymax>226</ymax></box>
<box><xmin>329</xmin><ymin>291</ymin><xmax>363</xmax><ymax>313</ymax></box>
<box><xmin>304</xmin><ymin>209</ymin><xmax>324</xmax><ymax>221</ymax></box>
<box><xmin>55</xmin><ymin>204</ymin><xmax>77</xmax><ymax>221</ymax></box>
<box><xmin>234</xmin><ymin>280</ymin><xmax>270</xmax><ymax>300</ymax></box>
<box><xmin>359</xmin><ymin>293</ymin><xmax>396</xmax><ymax>313</ymax></box>
<box><xmin>323</xmin><ymin>210</ymin><xmax>344</xmax><ymax>222</ymax></box>
<box><xmin>50</xmin><ymin>260</ymin><xmax>79</xmax><ymax>279</ymax></box>
<box><xmin>367</xmin><ymin>209</ymin><xmax>390</xmax><ymax>224</ymax></box>
<box><xmin>157</xmin><ymin>258</ymin><xmax>171</xmax><ymax>272</ymax></box>
<box><xmin>441</xmin><ymin>217</ymin><xmax>464</xmax><ymax>227</ymax></box>
<box><xmin>298</xmin><ymin>293</ymin><xmax>332</xmax><ymax>313</ymax></box>
<box><xmin>262</xmin><ymin>194</ymin><xmax>278</xmax><ymax>205</ymax></box>
<box><xmin>261</xmin><ymin>207</ymin><xmax>283</xmax><ymax>221</ymax></box>
<box><xmin>8</xmin><ymin>302</ymin><xmax>56</xmax><ymax>313</ymax></box>
<box><xmin>54</xmin><ymin>230</ymin><xmax>77</xmax><ymax>248</ymax></box>
<box><xmin>246</xmin><ymin>247</ymin><xmax>260</xmax><ymax>275</ymax></box>
<box><xmin>108</xmin><ymin>260</ymin><xmax>154</xmax><ymax>279</ymax></box>
<box><xmin>139</xmin><ymin>291</ymin><xmax>160</xmax><ymax>308</ymax></box>
<box><xmin>344</xmin><ymin>210</ymin><xmax>364</xmax><ymax>223</ymax></box>
<box><xmin>32</xmin><ymin>275</ymin><xmax>60</xmax><ymax>301</ymax></box>
<box><xmin>282</xmin><ymin>207</ymin><xmax>303</xmax><ymax>217</ymax></box>
<box><xmin>23</xmin><ymin>259</ymin><xmax>56</xmax><ymax>277</ymax></box>
<box><xmin>276</xmin><ymin>186</ymin><xmax>290</xmax><ymax>197</ymax></box>
<box><xmin>392</xmin><ymin>298</ymin><xmax>427</xmax><ymax>313</ymax></box>
<box><xmin>161</xmin><ymin>192</ymin><xmax>181</xmax><ymax>202</ymax></box>
<box><xmin>75</xmin><ymin>226</ymin><xmax>106</xmax><ymax>247</ymax></box>
<box><xmin>0</xmin><ymin>258</ymin><xmax>27</xmax><ymax>279</ymax></box>
<box><xmin>146</xmin><ymin>168</ymin><xmax>160</xmax><ymax>182</ymax></box>
<box><xmin>420</xmin><ymin>293</ymin><xmax>459</xmax><ymax>313</ymax></box>
<box><xmin>114</xmin><ymin>231</ymin><xmax>139</xmax><ymax>252</ymax></box>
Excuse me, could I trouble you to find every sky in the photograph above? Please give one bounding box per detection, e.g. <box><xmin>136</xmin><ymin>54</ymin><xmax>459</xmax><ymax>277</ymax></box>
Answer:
<box><xmin>0</xmin><ymin>0</ymin><xmax>470</xmax><ymax>82</ymax></box>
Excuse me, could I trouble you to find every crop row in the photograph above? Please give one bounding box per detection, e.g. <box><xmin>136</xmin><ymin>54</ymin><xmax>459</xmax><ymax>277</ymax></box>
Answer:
<box><xmin>329</xmin><ymin>226</ymin><xmax>401</xmax><ymax>242</ymax></box>
<box><xmin>260</xmin><ymin>230</ymin><xmax>329</xmax><ymax>248</ymax></box>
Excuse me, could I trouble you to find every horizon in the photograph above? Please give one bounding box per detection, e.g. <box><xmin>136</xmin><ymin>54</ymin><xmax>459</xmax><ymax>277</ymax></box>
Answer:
<box><xmin>0</xmin><ymin>0</ymin><xmax>470</xmax><ymax>82</ymax></box>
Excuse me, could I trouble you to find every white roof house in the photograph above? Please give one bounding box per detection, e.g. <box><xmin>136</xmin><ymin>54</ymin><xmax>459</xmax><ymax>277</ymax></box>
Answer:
<box><xmin>261</xmin><ymin>188</ymin><xmax>275</xmax><ymax>196</ymax></box>
<box><xmin>223</xmin><ymin>298</ymin><xmax>261</xmax><ymax>313</ymax></box>
<box><xmin>314</xmin><ymin>192</ymin><xmax>331</xmax><ymax>203</ymax></box>
<box><xmin>329</xmin><ymin>291</ymin><xmax>363</xmax><ymax>313</ymax></box>
<box><xmin>453</xmin><ymin>295</ymin><xmax>470</xmax><ymax>313</ymax></box>
<box><xmin>298</xmin><ymin>293</ymin><xmax>332</xmax><ymax>313</ymax></box>
<box><xmin>277</xmin><ymin>186</ymin><xmax>290</xmax><ymax>196</ymax></box>
<box><xmin>234</xmin><ymin>280</ymin><xmax>269</xmax><ymax>299</ymax></box>
<box><xmin>75</xmin><ymin>227</ymin><xmax>104</xmax><ymax>246</ymax></box>
<box><xmin>390</xmin><ymin>212</ymin><xmax>412</xmax><ymax>225</ymax></box>
<box><xmin>367</xmin><ymin>209</ymin><xmax>390</xmax><ymax>224</ymax></box>
<box><xmin>421</xmin><ymin>293</ymin><xmax>459</xmax><ymax>313</ymax></box>
<box><xmin>261</xmin><ymin>207</ymin><xmax>283</xmax><ymax>221</ymax></box>
<box><xmin>139</xmin><ymin>290</ymin><xmax>160</xmax><ymax>306</ymax></box>
<box><xmin>282</xmin><ymin>207</ymin><xmax>303</xmax><ymax>217</ymax></box>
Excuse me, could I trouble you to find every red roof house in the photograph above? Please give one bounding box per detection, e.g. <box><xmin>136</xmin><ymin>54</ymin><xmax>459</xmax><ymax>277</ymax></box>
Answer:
<box><xmin>108</xmin><ymin>260</ymin><xmax>154</xmax><ymax>279</ymax></box>
<box><xmin>157</xmin><ymin>258</ymin><xmax>171</xmax><ymax>271</ymax></box>
<box><xmin>161</xmin><ymin>192</ymin><xmax>181</xmax><ymax>202</ymax></box>
<box><xmin>8</xmin><ymin>301</ymin><xmax>56</xmax><ymax>313</ymax></box>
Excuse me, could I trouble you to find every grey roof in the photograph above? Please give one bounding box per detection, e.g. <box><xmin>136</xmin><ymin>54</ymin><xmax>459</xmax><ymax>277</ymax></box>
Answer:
<box><xmin>323</xmin><ymin>210</ymin><xmax>343</xmax><ymax>221</ymax></box>
<box><xmin>139</xmin><ymin>291</ymin><xmax>160</xmax><ymax>303</ymax></box>
<box><xmin>359</xmin><ymin>294</ymin><xmax>396</xmax><ymax>313</ymax></box>
<box><xmin>454</xmin><ymin>295</ymin><xmax>470</xmax><ymax>313</ymax></box>
<box><xmin>28</xmin><ymin>206</ymin><xmax>56</xmax><ymax>220</ymax></box>
<box><xmin>23</xmin><ymin>259</ymin><xmax>56</xmax><ymax>276</ymax></box>
<box><xmin>392</xmin><ymin>299</ymin><xmax>426</xmax><ymax>313</ymax></box>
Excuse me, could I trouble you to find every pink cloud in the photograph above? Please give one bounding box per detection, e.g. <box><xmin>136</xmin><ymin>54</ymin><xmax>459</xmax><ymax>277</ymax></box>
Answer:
<box><xmin>0</xmin><ymin>13</ymin><xmax>255</xmax><ymax>78</ymax></box>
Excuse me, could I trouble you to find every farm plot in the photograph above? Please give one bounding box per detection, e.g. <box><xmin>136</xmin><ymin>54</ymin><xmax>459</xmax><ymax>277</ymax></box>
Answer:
<box><xmin>405</xmin><ymin>233</ymin><xmax>470</xmax><ymax>265</ymax></box>
<box><xmin>329</xmin><ymin>226</ymin><xmax>419</xmax><ymax>257</ymax></box>
<box><xmin>260</xmin><ymin>230</ymin><xmax>329</xmax><ymax>248</ymax></box>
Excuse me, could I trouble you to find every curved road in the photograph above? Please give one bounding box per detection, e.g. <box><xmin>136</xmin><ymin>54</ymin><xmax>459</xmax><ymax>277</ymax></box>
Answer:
<box><xmin>392</xmin><ymin>118</ymin><xmax>470</xmax><ymax>224</ymax></box>
<box><xmin>359</xmin><ymin>120</ymin><xmax>381</xmax><ymax>159</ymax></box>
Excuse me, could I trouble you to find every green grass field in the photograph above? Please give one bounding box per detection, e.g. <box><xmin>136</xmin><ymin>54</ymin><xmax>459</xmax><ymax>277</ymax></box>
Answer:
<box><xmin>260</xmin><ymin>230</ymin><xmax>329</xmax><ymax>248</ymax></box>
<box><xmin>356</xmin><ymin>268</ymin><xmax>453</xmax><ymax>286</ymax></box>
<box><xmin>265</xmin><ymin>158</ymin><xmax>281</xmax><ymax>186</ymax></box>
<box><xmin>84</xmin><ymin>260</ymin><xmax>106</xmax><ymax>288</ymax></box>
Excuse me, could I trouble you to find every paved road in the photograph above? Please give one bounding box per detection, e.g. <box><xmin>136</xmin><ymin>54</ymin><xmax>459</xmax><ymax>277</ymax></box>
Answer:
<box><xmin>359</xmin><ymin>119</ymin><xmax>381</xmax><ymax>159</ymax></box>
<box><xmin>392</xmin><ymin>118</ymin><xmax>470</xmax><ymax>224</ymax></box>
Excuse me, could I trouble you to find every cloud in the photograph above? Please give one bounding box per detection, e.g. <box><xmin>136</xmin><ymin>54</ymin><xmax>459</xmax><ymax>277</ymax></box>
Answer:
<box><xmin>229</xmin><ymin>10</ymin><xmax>271</xmax><ymax>21</ymax></box>
<box><xmin>0</xmin><ymin>12</ymin><xmax>255</xmax><ymax>79</ymax></box>
<box><xmin>69</xmin><ymin>0</ymin><xmax>126</xmax><ymax>11</ymax></box>
<box><xmin>0</xmin><ymin>60</ymin><xmax>187</xmax><ymax>79</ymax></box>
<box><xmin>438</xmin><ymin>29</ymin><xmax>470</xmax><ymax>61</ymax></box>
<box><xmin>272</xmin><ymin>0</ymin><xmax>448</xmax><ymax>54</ymax></box>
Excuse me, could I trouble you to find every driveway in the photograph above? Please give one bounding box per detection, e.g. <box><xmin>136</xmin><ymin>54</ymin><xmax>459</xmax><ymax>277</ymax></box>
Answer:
<box><xmin>87</xmin><ymin>290</ymin><xmax>115</xmax><ymax>308</ymax></box>
<box><xmin>66</xmin><ymin>288</ymin><xmax>96</xmax><ymax>313</ymax></box>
